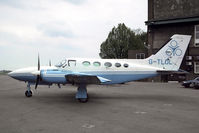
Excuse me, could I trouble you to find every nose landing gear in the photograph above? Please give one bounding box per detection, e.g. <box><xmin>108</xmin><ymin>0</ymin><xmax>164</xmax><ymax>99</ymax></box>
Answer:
<box><xmin>25</xmin><ymin>83</ymin><xmax>32</xmax><ymax>97</ymax></box>
<box><xmin>25</xmin><ymin>90</ymin><xmax>32</xmax><ymax>97</ymax></box>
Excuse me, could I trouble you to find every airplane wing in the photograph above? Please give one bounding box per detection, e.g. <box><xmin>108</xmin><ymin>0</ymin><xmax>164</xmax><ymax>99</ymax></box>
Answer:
<box><xmin>65</xmin><ymin>73</ymin><xmax>111</xmax><ymax>84</ymax></box>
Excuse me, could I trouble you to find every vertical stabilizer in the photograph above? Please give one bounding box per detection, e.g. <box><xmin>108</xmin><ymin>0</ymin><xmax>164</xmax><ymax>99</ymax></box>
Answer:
<box><xmin>146</xmin><ymin>34</ymin><xmax>191</xmax><ymax>71</ymax></box>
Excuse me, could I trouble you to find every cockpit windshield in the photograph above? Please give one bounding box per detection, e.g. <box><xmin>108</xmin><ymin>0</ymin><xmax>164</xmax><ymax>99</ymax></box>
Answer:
<box><xmin>55</xmin><ymin>59</ymin><xmax>67</xmax><ymax>67</ymax></box>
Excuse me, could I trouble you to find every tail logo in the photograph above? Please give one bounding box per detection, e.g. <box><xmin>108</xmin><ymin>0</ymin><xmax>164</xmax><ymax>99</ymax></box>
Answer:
<box><xmin>165</xmin><ymin>40</ymin><xmax>182</xmax><ymax>56</ymax></box>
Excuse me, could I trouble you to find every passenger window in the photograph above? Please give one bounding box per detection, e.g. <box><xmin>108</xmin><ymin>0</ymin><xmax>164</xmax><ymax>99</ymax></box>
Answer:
<box><xmin>115</xmin><ymin>63</ymin><xmax>121</xmax><ymax>67</ymax></box>
<box><xmin>123</xmin><ymin>63</ymin><xmax>129</xmax><ymax>68</ymax></box>
<box><xmin>93</xmin><ymin>62</ymin><xmax>101</xmax><ymax>67</ymax></box>
<box><xmin>104</xmin><ymin>62</ymin><xmax>112</xmax><ymax>67</ymax></box>
<box><xmin>82</xmin><ymin>61</ymin><xmax>90</xmax><ymax>66</ymax></box>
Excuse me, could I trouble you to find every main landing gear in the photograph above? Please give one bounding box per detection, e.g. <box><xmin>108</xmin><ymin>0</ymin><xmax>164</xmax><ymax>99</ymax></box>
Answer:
<box><xmin>76</xmin><ymin>84</ymin><xmax>88</xmax><ymax>103</ymax></box>
<box><xmin>25</xmin><ymin>83</ymin><xmax>32</xmax><ymax>97</ymax></box>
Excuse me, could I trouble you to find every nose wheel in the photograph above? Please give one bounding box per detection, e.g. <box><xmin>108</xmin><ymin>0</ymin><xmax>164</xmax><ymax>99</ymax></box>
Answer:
<box><xmin>25</xmin><ymin>90</ymin><xmax>32</xmax><ymax>97</ymax></box>
<box><xmin>25</xmin><ymin>83</ymin><xmax>32</xmax><ymax>97</ymax></box>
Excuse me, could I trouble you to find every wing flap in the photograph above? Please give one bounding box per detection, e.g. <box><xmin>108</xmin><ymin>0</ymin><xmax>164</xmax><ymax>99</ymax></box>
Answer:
<box><xmin>97</xmin><ymin>76</ymin><xmax>111</xmax><ymax>83</ymax></box>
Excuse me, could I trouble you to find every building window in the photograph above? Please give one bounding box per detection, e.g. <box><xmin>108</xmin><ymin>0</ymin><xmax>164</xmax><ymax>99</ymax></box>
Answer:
<box><xmin>93</xmin><ymin>62</ymin><xmax>101</xmax><ymax>67</ymax></box>
<box><xmin>195</xmin><ymin>25</ymin><xmax>199</xmax><ymax>46</ymax></box>
<box><xmin>136</xmin><ymin>53</ymin><xmax>145</xmax><ymax>59</ymax></box>
<box><xmin>194</xmin><ymin>62</ymin><xmax>199</xmax><ymax>74</ymax></box>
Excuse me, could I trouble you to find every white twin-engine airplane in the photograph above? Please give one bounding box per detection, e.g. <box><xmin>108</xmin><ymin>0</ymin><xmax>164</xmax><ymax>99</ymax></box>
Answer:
<box><xmin>8</xmin><ymin>34</ymin><xmax>191</xmax><ymax>102</ymax></box>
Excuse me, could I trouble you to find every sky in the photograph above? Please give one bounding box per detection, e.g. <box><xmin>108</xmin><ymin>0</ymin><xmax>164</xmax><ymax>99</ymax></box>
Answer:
<box><xmin>0</xmin><ymin>0</ymin><xmax>147</xmax><ymax>70</ymax></box>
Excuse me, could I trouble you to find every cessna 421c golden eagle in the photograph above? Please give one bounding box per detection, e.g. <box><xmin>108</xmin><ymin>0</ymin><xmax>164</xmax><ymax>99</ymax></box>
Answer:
<box><xmin>8</xmin><ymin>34</ymin><xmax>191</xmax><ymax>102</ymax></box>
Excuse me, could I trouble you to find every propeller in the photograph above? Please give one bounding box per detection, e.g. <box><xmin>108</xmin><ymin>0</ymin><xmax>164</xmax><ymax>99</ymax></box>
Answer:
<box><xmin>35</xmin><ymin>54</ymin><xmax>41</xmax><ymax>89</ymax></box>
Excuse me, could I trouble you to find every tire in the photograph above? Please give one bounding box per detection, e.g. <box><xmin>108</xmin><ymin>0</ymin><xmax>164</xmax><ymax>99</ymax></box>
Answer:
<box><xmin>184</xmin><ymin>84</ymin><xmax>190</xmax><ymax>88</ymax></box>
<box><xmin>78</xmin><ymin>98</ymin><xmax>88</xmax><ymax>103</ymax></box>
<box><xmin>25</xmin><ymin>90</ymin><xmax>32</xmax><ymax>97</ymax></box>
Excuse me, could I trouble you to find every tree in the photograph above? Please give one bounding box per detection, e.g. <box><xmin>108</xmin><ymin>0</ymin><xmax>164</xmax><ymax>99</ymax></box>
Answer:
<box><xmin>99</xmin><ymin>23</ymin><xmax>146</xmax><ymax>59</ymax></box>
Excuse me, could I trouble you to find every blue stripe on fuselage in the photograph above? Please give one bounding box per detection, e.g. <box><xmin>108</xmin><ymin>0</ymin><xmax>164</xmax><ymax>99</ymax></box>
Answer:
<box><xmin>41</xmin><ymin>70</ymin><xmax>157</xmax><ymax>84</ymax></box>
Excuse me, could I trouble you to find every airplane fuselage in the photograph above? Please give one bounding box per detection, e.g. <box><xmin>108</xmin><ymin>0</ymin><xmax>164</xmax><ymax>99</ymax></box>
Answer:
<box><xmin>9</xmin><ymin>58</ymin><xmax>158</xmax><ymax>85</ymax></box>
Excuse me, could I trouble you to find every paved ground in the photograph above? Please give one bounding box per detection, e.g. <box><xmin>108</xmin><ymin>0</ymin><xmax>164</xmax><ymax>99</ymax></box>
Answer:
<box><xmin>0</xmin><ymin>75</ymin><xmax>199</xmax><ymax>133</ymax></box>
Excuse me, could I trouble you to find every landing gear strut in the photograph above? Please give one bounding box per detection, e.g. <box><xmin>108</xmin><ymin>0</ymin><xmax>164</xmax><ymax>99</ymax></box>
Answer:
<box><xmin>76</xmin><ymin>84</ymin><xmax>88</xmax><ymax>103</ymax></box>
<box><xmin>25</xmin><ymin>83</ymin><xmax>32</xmax><ymax>97</ymax></box>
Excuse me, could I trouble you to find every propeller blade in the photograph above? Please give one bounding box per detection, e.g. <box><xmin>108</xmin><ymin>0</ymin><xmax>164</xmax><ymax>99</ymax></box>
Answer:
<box><xmin>35</xmin><ymin>54</ymin><xmax>41</xmax><ymax>89</ymax></box>
<box><xmin>35</xmin><ymin>75</ymin><xmax>40</xmax><ymax>89</ymax></box>
<box><xmin>38</xmin><ymin>54</ymin><xmax>40</xmax><ymax>71</ymax></box>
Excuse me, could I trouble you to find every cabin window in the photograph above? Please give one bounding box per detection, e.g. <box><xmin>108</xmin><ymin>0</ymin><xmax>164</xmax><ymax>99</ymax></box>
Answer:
<box><xmin>194</xmin><ymin>62</ymin><xmax>199</xmax><ymax>74</ymax></box>
<box><xmin>123</xmin><ymin>63</ymin><xmax>129</xmax><ymax>68</ymax></box>
<box><xmin>55</xmin><ymin>59</ymin><xmax>67</xmax><ymax>67</ymax></box>
<box><xmin>104</xmin><ymin>62</ymin><xmax>112</xmax><ymax>67</ymax></box>
<box><xmin>82</xmin><ymin>61</ymin><xmax>91</xmax><ymax>66</ymax></box>
<box><xmin>68</xmin><ymin>60</ymin><xmax>76</xmax><ymax>67</ymax></box>
<box><xmin>62</xmin><ymin>64</ymin><xmax>67</xmax><ymax>68</ymax></box>
<box><xmin>115</xmin><ymin>63</ymin><xmax>121</xmax><ymax>67</ymax></box>
<box><xmin>93</xmin><ymin>62</ymin><xmax>101</xmax><ymax>67</ymax></box>
<box><xmin>195</xmin><ymin>25</ymin><xmax>199</xmax><ymax>46</ymax></box>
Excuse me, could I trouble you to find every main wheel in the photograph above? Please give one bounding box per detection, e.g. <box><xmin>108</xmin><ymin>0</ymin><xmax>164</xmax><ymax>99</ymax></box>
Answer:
<box><xmin>78</xmin><ymin>98</ymin><xmax>88</xmax><ymax>103</ymax></box>
<box><xmin>25</xmin><ymin>90</ymin><xmax>32</xmax><ymax>97</ymax></box>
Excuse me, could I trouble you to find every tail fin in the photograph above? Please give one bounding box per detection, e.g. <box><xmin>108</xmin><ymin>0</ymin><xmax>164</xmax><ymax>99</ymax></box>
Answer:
<box><xmin>147</xmin><ymin>34</ymin><xmax>191</xmax><ymax>71</ymax></box>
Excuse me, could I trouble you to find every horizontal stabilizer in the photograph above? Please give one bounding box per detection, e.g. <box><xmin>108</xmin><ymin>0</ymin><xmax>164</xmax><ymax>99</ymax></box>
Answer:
<box><xmin>157</xmin><ymin>69</ymin><xmax>189</xmax><ymax>74</ymax></box>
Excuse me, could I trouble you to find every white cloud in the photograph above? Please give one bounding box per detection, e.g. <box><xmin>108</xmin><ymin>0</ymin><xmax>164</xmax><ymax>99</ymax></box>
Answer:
<box><xmin>0</xmin><ymin>0</ymin><xmax>147</xmax><ymax>70</ymax></box>
<box><xmin>38</xmin><ymin>22</ymin><xmax>74</xmax><ymax>38</ymax></box>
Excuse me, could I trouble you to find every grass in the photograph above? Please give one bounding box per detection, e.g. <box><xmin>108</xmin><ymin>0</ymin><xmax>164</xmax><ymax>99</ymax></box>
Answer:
<box><xmin>0</xmin><ymin>70</ymin><xmax>11</xmax><ymax>75</ymax></box>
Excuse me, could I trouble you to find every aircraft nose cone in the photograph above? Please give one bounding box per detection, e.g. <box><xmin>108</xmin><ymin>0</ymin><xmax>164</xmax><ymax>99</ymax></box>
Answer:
<box><xmin>7</xmin><ymin>67</ymin><xmax>38</xmax><ymax>82</ymax></box>
<box><xmin>8</xmin><ymin>71</ymin><xmax>13</xmax><ymax>76</ymax></box>
<box><xmin>8</xmin><ymin>71</ymin><xmax>17</xmax><ymax>78</ymax></box>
